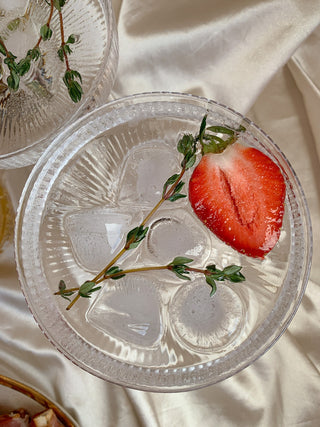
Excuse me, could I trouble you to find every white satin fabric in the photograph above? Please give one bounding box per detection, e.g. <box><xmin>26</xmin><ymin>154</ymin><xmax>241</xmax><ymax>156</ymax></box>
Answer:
<box><xmin>1</xmin><ymin>1</ymin><xmax>320</xmax><ymax>426</ymax></box>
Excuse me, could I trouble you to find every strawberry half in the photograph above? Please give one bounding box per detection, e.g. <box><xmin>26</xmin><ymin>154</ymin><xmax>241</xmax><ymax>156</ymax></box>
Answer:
<box><xmin>189</xmin><ymin>141</ymin><xmax>286</xmax><ymax>258</ymax></box>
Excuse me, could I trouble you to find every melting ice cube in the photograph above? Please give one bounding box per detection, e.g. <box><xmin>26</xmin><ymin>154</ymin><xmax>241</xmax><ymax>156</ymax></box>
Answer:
<box><xmin>170</xmin><ymin>282</ymin><xmax>244</xmax><ymax>351</ymax></box>
<box><xmin>117</xmin><ymin>143</ymin><xmax>180</xmax><ymax>206</ymax></box>
<box><xmin>64</xmin><ymin>207</ymin><xmax>141</xmax><ymax>273</ymax></box>
<box><xmin>86</xmin><ymin>275</ymin><xmax>163</xmax><ymax>347</ymax></box>
<box><xmin>146</xmin><ymin>208</ymin><xmax>212</xmax><ymax>265</ymax></box>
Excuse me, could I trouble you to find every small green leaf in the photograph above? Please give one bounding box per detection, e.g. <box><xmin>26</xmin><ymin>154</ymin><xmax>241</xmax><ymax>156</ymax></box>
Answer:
<box><xmin>206</xmin><ymin>276</ymin><xmax>217</xmax><ymax>296</ymax></box>
<box><xmin>68</xmin><ymin>80</ymin><xmax>83</xmax><ymax>103</ymax></box>
<box><xmin>204</xmin><ymin>134</ymin><xmax>225</xmax><ymax>145</ymax></box>
<box><xmin>228</xmin><ymin>272</ymin><xmax>245</xmax><ymax>282</ymax></box>
<box><xmin>4</xmin><ymin>52</ymin><xmax>17</xmax><ymax>70</ymax></box>
<box><xmin>206</xmin><ymin>265</ymin><xmax>224</xmax><ymax>280</ymax></box>
<box><xmin>162</xmin><ymin>174</ymin><xmax>179</xmax><ymax>197</ymax></box>
<box><xmin>63</xmin><ymin>44</ymin><xmax>72</xmax><ymax>55</ymax></box>
<box><xmin>172</xmin><ymin>267</ymin><xmax>191</xmax><ymax>281</ymax></box>
<box><xmin>67</xmin><ymin>34</ymin><xmax>76</xmax><ymax>44</ymax></box>
<box><xmin>170</xmin><ymin>257</ymin><xmax>193</xmax><ymax>266</ymax></box>
<box><xmin>177</xmin><ymin>134</ymin><xmax>194</xmax><ymax>155</ymax></box>
<box><xmin>70</xmin><ymin>69</ymin><xmax>82</xmax><ymax>82</ymax></box>
<box><xmin>223</xmin><ymin>265</ymin><xmax>242</xmax><ymax>275</ymax></box>
<box><xmin>58</xmin><ymin>280</ymin><xmax>75</xmax><ymax>301</ymax></box>
<box><xmin>126</xmin><ymin>225</ymin><xmax>149</xmax><ymax>250</ymax></box>
<box><xmin>40</xmin><ymin>24</ymin><xmax>53</xmax><ymax>41</ymax></box>
<box><xmin>29</xmin><ymin>47</ymin><xmax>41</xmax><ymax>61</ymax></box>
<box><xmin>53</xmin><ymin>0</ymin><xmax>66</xmax><ymax>11</ymax></box>
<box><xmin>173</xmin><ymin>181</ymin><xmax>185</xmax><ymax>194</ymax></box>
<box><xmin>7</xmin><ymin>70</ymin><xmax>20</xmax><ymax>91</ymax></box>
<box><xmin>105</xmin><ymin>266</ymin><xmax>125</xmax><ymax>280</ymax></box>
<box><xmin>168</xmin><ymin>193</ymin><xmax>186</xmax><ymax>202</ymax></box>
<box><xmin>57</xmin><ymin>48</ymin><xmax>64</xmax><ymax>61</ymax></box>
<box><xmin>199</xmin><ymin>114</ymin><xmax>207</xmax><ymax>142</ymax></box>
<box><xmin>79</xmin><ymin>281</ymin><xmax>101</xmax><ymax>298</ymax></box>
<box><xmin>0</xmin><ymin>41</ymin><xmax>7</xmax><ymax>56</ymax></box>
<box><xmin>17</xmin><ymin>58</ymin><xmax>31</xmax><ymax>76</ymax></box>
<box><xmin>207</xmin><ymin>125</ymin><xmax>235</xmax><ymax>135</ymax></box>
<box><xmin>184</xmin><ymin>153</ymin><xmax>196</xmax><ymax>170</ymax></box>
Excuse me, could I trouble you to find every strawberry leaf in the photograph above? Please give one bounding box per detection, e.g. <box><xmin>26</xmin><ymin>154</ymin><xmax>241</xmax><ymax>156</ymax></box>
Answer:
<box><xmin>199</xmin><ymin>114</ymin><xmax>207</xmax><ymax>143</ymax></box>
<box><xmin>206</xmin><ymin>125</ymin><xmax>235</xmax><ymax>135</ymax></box>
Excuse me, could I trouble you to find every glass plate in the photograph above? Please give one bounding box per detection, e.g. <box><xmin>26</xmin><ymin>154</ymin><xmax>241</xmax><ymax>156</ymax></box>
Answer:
<box><xmin>15</xmin><ymin>92</ymin><xmax>313</xmax><ymax>392</ymax></box>
<box><xmin>0</xmin><ymin>0</ymin><xmax>118</xmax><ymax>169</ymax></box>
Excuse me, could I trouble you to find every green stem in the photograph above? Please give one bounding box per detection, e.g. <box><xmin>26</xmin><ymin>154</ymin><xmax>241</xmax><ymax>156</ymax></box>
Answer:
<box><xmin>97</xmin><ymin>265</ymin><xmax>168</xmax><ymax>284</ymax></box>
<box><xmin>141</xmin><ymin>165</ymin><xmax>186</xmax><ymax>226</ymax></box>
<box><xmin>66</xmin><ymin>294</ymin><xmax>80</xmax><ymax>310</ymax></box>
<box><xmin>58</xmin><ymin>8</ymin><xmax>70</xmax><ymax>70</ymax></box>
<box><xmin>0</xmin><ymin>38</ymin><xmax>9</xmax><ymax>56</ymax></box>
<box><xmin>57</xmin><ymin>264</ymin><xmax>209</xmax><ymax>295</ymax></box>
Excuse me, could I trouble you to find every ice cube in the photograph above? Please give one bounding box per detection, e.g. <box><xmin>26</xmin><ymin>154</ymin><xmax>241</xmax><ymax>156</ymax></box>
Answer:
<box><xmin>170</xmin><ymin>282</ymin><xmax>244</xmax><ymax>351</ymax></box>
<box><xmin>64</xmin><ymin>207</ymin><xmax>142</xmax><ymax>273</ymax></box>
<box><xmin>117</xmin><ymin>143</ymin><xmax>180</xmax><ymax>206</ymax></box>
<box><xmin>86</xmin><ymin>275</ymin><xmax>163</xmax><ymax>347</ymax></box>
<box><xmin>146</xmin><ymin>208</ymin><xmax>212</xmax><ymax>265</ymax></box>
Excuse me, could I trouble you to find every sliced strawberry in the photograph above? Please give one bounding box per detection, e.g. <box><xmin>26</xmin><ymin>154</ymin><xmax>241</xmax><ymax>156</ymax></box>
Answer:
<box><xmin>189</xmin><ymin>142</ymin><xmax>286</xmax><ymax>258</ymax></box>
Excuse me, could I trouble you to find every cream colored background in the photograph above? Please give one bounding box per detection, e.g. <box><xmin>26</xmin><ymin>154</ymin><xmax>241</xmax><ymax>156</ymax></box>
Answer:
<box><xmin>1</xmin><ymin>0</ymin><xmax>320</xmax><ymax>425</ymax></box>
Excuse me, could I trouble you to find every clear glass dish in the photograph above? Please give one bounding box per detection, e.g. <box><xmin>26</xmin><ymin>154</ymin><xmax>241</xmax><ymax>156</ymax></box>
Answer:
<box><xmin>15</xmin><ymin>92</ymin><xmax>313</xmax><ymax>392</ymax></box>
<box><xmin>0</xmin><ymin>0</ymin><xmax>118</xmax><ymax>169</ymax></box>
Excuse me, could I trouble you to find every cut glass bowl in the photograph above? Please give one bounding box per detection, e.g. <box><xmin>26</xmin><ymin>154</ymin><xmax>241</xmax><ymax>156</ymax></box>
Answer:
<box><xmin>15</xmin><ymin>92</ymin><xmax>312</xmax><ymax>391</ymax></box>
<box><xmin>0</xmin><ymin>0</ymin><xmax>118</xmax><ymax>168</ymax></box>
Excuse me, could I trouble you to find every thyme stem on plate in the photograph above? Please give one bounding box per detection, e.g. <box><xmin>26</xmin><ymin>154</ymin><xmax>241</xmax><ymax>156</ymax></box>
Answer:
<box><xmin>56</xmin><ymin>258</ymin><xmax>245</xmax><ymax>307</ymax></box>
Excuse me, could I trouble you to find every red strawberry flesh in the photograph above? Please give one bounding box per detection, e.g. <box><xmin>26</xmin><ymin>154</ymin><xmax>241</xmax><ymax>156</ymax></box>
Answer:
<box><xmin>189</xmin><ymin>142</ymin><xmax>286</xmax><ymax>258</ymax></box>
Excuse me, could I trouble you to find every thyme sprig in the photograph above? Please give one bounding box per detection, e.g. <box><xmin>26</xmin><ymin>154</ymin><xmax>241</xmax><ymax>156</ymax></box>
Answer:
<box><xmin>55</xmin><ymin>258</ymin><xmax>245</xmax><ymax>302</ymax></box>
<box><xmin>0</xmin><ymin>0</ymin><xmax>82</xmax><ymax>102</ymax></box>
<box><xmin>56</xmin><ymin>116</ymin><xmax>246</xmax><ymax>310</ymax></box>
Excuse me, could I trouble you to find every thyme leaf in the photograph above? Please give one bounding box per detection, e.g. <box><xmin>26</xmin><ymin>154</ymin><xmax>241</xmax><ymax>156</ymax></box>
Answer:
<box><xmin>125</xmin><ymin>225</ymin><xmax>149</xmax><ymax>250</ymax></box>
<box><xmin>79</xmin><ymin>281</ymin><xmax>101</xmax><ymax>298</ymax></box>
